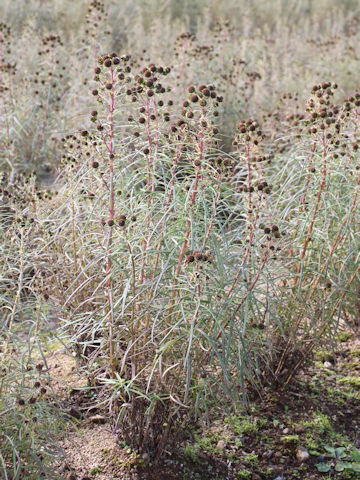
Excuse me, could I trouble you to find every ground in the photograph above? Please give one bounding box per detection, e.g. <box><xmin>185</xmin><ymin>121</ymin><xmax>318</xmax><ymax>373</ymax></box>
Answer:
<box><xmin>46</xmin><ymin>332</ymin><xmax>360</xmax><ymax>480</ymax></box>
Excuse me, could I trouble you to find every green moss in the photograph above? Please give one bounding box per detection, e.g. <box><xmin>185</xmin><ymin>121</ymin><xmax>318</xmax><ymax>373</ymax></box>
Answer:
<box><xmin>263</xmin><ymin>468</ymin><xmax>275</xmax><ymax>479</ymax></box>
<box><xmin>315</xmin><ymin>350</ymin><xmax>335</xmax><ymax>363</ymax></box>
<box><xmin>226</xmin><ymin>415</ymin><xmax>267</xmax><ymax>437</ymax></box>
<box><xmin>226</xmin><ymin>450</ymin><xmax>238</xmax><ymax>463</ymax></box>
<box><xmin>305</xmin><ymin>433</ymin><xmax>322</xmax><ymax>451</ymax></box>
<box><xmin>197</xmin><ymin>434</ymin><xmax>229</xmax><ymax>454</ymax></box>
<box><xmin>115</xmin><ymin>451</ymin><xmax>142</xmax><ymax>469</ymax></box>
<box><xmin>235</xmin><ymin>436</ymin><xmax>244</xmax><ymax>447</ymax></box>
<box><xmin>244</xmin><ymin>453</ymin><xmax>259</xmax><ymax>467</ymax></box>
<box><xmin>302</xmin><ymin>413</ymin><xmax>333</xmax><ymax>436</ymax></box>
<box><xmin>339</xmin><ymin>376</ymin><xmax>360</xmax><ymax>390</ymax></box>
<box><xmin>281</xmin><ymin>434</ymin><xmax>300</xmax><ymax>445</ymax></box>
<box><xmin>326</xmin><ymin>386</ymin><xmax>359</xmax><ymax>402</ymax></box>
<box><xmin>344</xmin><ymin>362</ymin><xmax>359</xmax><ymax>372</ymax></box>
<box><xmin>183</xmin><ymin>443</ymin><xmax>201</xmax><ymax>463</ymax></box>
<box><xmin>238</xmin><ymin>470</ymin><xmax>252</xmax><ymax>479</ymax></box>
<box><xmin>326</xmin><ymin>387</ymin><xmax>346</xmax><ymax>405</ymax></box>
<box><xmin>338</xmin><ymin>332</ymin><xmax>352</xmax><ymax>342</ymax></box>
<box><xmin>197</xmin><ymin>436</ymin><xmax>217</xmax><ymax>454</ymax></box>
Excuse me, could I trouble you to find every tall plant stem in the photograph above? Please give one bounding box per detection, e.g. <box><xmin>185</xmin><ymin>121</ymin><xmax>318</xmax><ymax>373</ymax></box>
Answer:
<box><xmin>106</xmin><ymin>68</ymin><xmax>116</xmax><ymax>372</ymax></box>
<box><xmin>293</xmin><ymin>133</ymin><xmax>328</xmax><ymax>288</ymax></box>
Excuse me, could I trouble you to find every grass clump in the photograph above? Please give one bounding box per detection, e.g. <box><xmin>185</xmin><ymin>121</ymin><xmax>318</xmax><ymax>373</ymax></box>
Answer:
<box><xmin>0</xmin><ymin>353</ymin><xmax>63</xmax><ymax>479</ymax></box>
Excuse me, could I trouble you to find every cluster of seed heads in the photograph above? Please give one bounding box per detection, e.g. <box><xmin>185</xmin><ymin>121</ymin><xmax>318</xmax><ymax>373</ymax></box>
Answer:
<box><xmin>0</xmin><ymin>23</ymin><xmax>15</xmax><ymax>80</ymax></box>
<box><xmin>234</xmin><ymin>118</ymin><xmax>263</xmax><ymax>146</ymax></box>
<box><xmin>259</xmin><ymin>223</ymin><xmax>282</xmax><ymax>239</ymax></box>
<box><xmin>186</xmin><ymin>251</ymin><xmax>212</xmax><ymax>263</ymax></box>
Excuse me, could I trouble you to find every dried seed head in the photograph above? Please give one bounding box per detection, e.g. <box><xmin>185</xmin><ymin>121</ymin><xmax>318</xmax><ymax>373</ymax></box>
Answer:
<box><xmin>118</xmin><ymin>215</ymin><xmax>126</xmax><ymax>226</ymax></box>
<box><xmin>194</xmin><ymin>251</ymin><xmax>203</xmax><ymax>261</ymax></box>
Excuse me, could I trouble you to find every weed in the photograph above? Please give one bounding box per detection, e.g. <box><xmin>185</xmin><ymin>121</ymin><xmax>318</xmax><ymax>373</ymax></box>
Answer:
<box><xmin>315</xmin><ymin>446</ymin><xmax>360</xmax><ymax>476</ymax></box>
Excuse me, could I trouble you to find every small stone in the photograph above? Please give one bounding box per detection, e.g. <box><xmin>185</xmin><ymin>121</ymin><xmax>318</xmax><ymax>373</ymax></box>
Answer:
<box><xmin>282</xmin><ymin>427</ymin><xmax>289</xmax><ymax>434</ymax></box>
<box><xmin>324</xmin><ymin>361</ymin><xmax>333</xmax><ymax>369</ymax></box>
<box><xmin>274</xmin><ymin>451</ymin><xmax>282</xmax><ymax>463</ymax></box>
<box><xmin>216</xmin><ymin>439</ymin><xmax>226</xmax><ymax>450</ymax></box>
<box><xmin>262</xmin><ymin>450</ymin><xmax>274</xmax><ymax>459</ymax></box>
<box><xmin>252</xmin><ymin>474</ymin><xmax>261</xmax><ymax>480</ymax></box>
<box><xmin>273</xmin><ymin>477</ymin><xmax>284</xmax><ymax>480</ymax></box>
<box><xmin>296</xmin><ymin>446</ymin><xmax>310</xmax><ymax>462</ymax></box>
<box><xmin>89</xmin><ymin>415</ymin><xmax>106</xmax><ymax>424</ymax></box>
<box><xmin>294</xmin><ymin>424</ymin><xmax>305</xmax><ymax>434</ymax></box>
